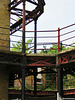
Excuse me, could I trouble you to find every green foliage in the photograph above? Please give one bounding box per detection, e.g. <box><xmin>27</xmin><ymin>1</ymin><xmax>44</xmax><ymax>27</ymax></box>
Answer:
<box><xmin>11</xmin><ymin>40</ymin><xmax>22</xmax><ymax>52</ymax></box>
<box><xmin>11</xmin><ymin>39</ymin><xmax>33</xmax><ymax>53</ymax></box>
<box><xmin>40</xmin><ymin>44</ymin><xmax>59</xmax><ymax>54</ymax></box>
<box><xmin>40</xmin><ymin>44</ymin><xmax>72</xmax><ymax>54</ymax></box>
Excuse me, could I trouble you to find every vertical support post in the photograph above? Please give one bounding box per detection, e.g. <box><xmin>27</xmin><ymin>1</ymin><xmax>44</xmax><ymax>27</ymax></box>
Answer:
<box><xmin>58</xmin><ymin>28</ymin><xmax>60</xmax><ymax>52</ymax></box>
<box><xmin>34</xmin><ymin>18</ymin><xmax>37</xmax><ymax>95</ymax></box>
<box><xmin>22</xmin><ymin>0</ymin><xmax>26</xmax><ymax>100</ymax></box>
<box><xmin>34</xmin><ymin>67</ymin><xmax>37</xmax><ymax>95</ymax></box>
<box><xmin>22</xmin><ymin>54</ymin><xmax>26</xmax><ymax>100</ymax></box>
<box><xmin>57</xmin><ymin>28</ymin><xmax>63</xmax><ymax>99</ymax></box>
<box><xmin>22</xmin><ymin>64</ymin><xmax>25</xmax><ymax>100</ymax></box>
<box><xmin>57</xmin><ymin>65</ymin><xmax>63</xmax><ymax>99</ymax></box>
<box><xmin>56</xmin><ymin>27</ymin><xmax>60</xmax><ymax>91</ymax></box>
<box><xmin>22</xmin><ymin>0</ymin><xmax>25</xmax><ymax>53</ymax></box>
<box><xmin>34</xmin><ymin>19</ymin><xmax>37</xmax><ymax>53</ymax></box>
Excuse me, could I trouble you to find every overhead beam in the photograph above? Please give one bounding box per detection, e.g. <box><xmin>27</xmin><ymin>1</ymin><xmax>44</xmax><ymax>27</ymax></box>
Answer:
<box><xmin>8</xmin><ymin>0</ymin><xmax>23</xmax><ymax>11</ymax></box>
<box><xmin>9</xmin><ymin>0</ymin><xmax>45</xmax><ymax>34</ymax></box>
<box><xmin>10</xmin><ymin>12</ymin><xmax>22</xmax><ymax>16</ymax></box>
<box><xmin>26</xmin><ymin>0</ymin><xmax>38</xmax><ymax>5</ymax></box>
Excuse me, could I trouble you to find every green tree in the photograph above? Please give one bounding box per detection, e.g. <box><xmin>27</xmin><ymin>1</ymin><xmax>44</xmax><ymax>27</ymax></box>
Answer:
<box><xmin>40</xmin><ymin>44</ymin><xmax>72</xmax><ymax>54</ymax></box>
<box><xmin>11</xmin><ymin>39</ymin><xmax>33</xmax><ymax>53</ymax></box>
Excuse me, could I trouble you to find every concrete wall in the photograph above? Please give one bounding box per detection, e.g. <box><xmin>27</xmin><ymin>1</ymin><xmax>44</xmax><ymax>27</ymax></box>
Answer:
<box><xmin>0</xmin><ymin>0</ymin><xmax>10</xmax><ymax>50</ymax></box>
<box><xmin>0</xmin><ymin>0</ymin><xmax>10</xmax><ymax>100</ymax></box>
<box><xmin>0</xmin><ymin>66</ymin><xmax>8</xmax><ymax>100</ymax></box>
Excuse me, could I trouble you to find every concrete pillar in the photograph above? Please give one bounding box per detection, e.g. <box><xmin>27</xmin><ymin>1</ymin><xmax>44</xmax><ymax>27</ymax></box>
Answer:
<box><xmin>0</xmin><ymin>0</ymin><xmax>10</xmax><ymax>100</ymax></box>
<box><xmin>0</xmin><ymin>0</ymin><xmax>10</xmax><ymax>50</ymax></box>
<box><xmin>0</xmin><ymin>66</ymin><xmax>8</xmax><ymax>100</ymax></box>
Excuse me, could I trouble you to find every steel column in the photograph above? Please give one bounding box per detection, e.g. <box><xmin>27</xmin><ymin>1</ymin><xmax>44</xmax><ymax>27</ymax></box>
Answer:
<box><xmin>57</xmin><ymin>65</ymin><xmax>63</xmax><ymax>98</ymax></box>
<box><xmin>34</xmin><ymin>67</ymin><xmax>37</xmax><ymax>95</ymax></box>
<box><xmin>22</xmin><ymin>0</ymin><xmax>26</xmax><ymax>100</ymax></box>
<box><xmin>34</xmin><ymin>18</ymin><xmax>37</xmax><ymax>95</ymax></box>
<box><xmin>22</xmin><ymin>0</ymin><xmax>26</xmax><ymax>53</ymax></box>
<box><xmin>34</xmin><ymin>19</ymin><xmax>37</xmax><ymax>53</ymax></box>
<box><xmin>22</xmin><ymin>54</ymin><xmax>26</xmax><ymax>100</ymax></box>
<box><xmin>22</xmin><ymin>65</ymin><xmax>25</xmax><ymax>100</ymax></box>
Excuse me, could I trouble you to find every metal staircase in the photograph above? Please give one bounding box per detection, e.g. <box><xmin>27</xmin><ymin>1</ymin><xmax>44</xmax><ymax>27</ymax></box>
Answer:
<box><xmin>8</xmin><ymin>0</ymin><xmax>45</xmax><ymax>34</ymax></box>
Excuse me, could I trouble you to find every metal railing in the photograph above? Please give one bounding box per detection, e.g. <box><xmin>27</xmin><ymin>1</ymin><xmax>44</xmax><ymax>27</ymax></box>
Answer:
<box><xmin>9</xmin><ymin>78</ymin><xmax>75</xmax><ymax>91</ymax></box>
<box><xmin>0</xmin><ymin>23</ymin><xmax>75</xmax><ymax>53</ymax></box>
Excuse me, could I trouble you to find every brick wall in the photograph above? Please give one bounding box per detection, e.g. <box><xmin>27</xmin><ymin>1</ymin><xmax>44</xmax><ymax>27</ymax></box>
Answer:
<box><xmin>0</xmin><ymin>0</ymin><xmax>10</xmax><ymax>50</ymax></box>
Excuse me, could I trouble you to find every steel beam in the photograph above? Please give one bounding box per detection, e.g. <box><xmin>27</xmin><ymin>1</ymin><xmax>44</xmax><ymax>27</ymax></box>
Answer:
<box><xmin>8</xmin><ymin>0</ymin><xmax>23</xmax><ymax>11</ymax></box>
<box><xmin>26</xmin><ymin>0</ymin><xmax>38</xmax><ymax>5</ymax></box>
<box><xmin>9</xmin><ymin>0</ymin><xmax>45</xmax><ymax>35</ymax></box>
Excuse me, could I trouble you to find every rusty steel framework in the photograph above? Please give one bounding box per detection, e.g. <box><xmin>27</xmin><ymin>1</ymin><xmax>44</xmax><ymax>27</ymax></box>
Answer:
<box><xmin>9</xmin><ymin>0</ymin><xmax>45</xmax><ymax>35</ymax></box>
<box><xmin>8</xmin><ymin>0</ymin><xmax>45</xmax><ymax>100</ymax></box>
<box><xmin>0</xmin><ymin>0</ymin><xmax>75</xmax><ymax>100</ymax></box>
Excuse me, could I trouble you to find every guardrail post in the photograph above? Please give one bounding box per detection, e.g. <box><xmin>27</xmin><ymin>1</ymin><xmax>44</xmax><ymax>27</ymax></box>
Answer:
<box><xmin>58</xmin><ymin>28</ymin><xmax>60</xmax><ymax>52</ymax></box>
<box><xmin>60</xmin><ymin>42</ymin><xmax>62</xmax><ymax>51</ymax></box>
<box><xmin>34</xmin><ymin>18</ymin><xmax>37</xmax><ymax>53</ymax></box>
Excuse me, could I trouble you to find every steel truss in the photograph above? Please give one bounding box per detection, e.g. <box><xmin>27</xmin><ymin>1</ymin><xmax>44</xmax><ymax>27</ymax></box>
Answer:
<box><xmin>0</xmin><ymin>49</ymin><xmax>74</xmax><ymax>99</ymax></box>
<box><xmin>8</xmin><ymin>0</ymin><xmax>45</xmax><ymax>34</ymax></box>
<box><xmin>1</xmin><ymin>0</ymin><xmax>74</xmax><ymax>99</ymax></box>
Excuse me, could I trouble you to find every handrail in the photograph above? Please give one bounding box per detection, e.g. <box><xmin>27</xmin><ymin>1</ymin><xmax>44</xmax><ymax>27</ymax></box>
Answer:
<box><xmin>0</xmin><ymin>23</ymin><xmax>75</xmax><ymax>53</ymax></box>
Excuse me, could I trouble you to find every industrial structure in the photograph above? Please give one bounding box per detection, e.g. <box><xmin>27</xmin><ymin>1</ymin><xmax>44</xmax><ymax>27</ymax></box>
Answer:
<box><xmin>0</xmin><ymin>0</ymin><xmax>75</xmax><ymax>100</ymax></box>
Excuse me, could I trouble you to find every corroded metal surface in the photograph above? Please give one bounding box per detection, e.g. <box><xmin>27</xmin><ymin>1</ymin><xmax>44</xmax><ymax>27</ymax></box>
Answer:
<box><xmin>0</xmin><ymin>48</ymin><xmax>74</xmax><ymax>68</ymax></box>
<box><xmin>8</xmin><ymin>0</ymin><xmax>45</xmax><ymax>34</ymax></box>
<box><xmin>0</xmin><ymin>49</ymin><xmax>74</xmax><ymax>97</ymax></box>
<box><xmin>8</xmin><ymin>89</ymin><xmax>75</xmax><ymax>96</ymax></box>
<box><xmin>57</xmin><ymin>48</ymin><xmax>75</xmax><ymax>64</ymax></box>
